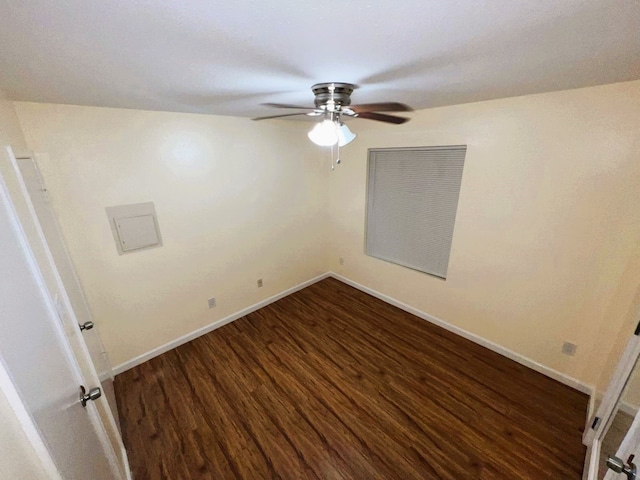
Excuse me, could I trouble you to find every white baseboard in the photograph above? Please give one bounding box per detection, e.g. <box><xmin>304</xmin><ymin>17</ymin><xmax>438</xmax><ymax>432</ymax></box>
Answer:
<box><xmin>329</xmin><ymin>272</ymin><xmax>594</xmax><ymax>395</ymax></box>
<box><xmin>114</xmin><ymin>270</ymin><xmax>594</xmax><ymax>399</ymax></box>
<box><xmin>112</xmin><ymin>273</ymin><xmax>330</xmax><ymax>375</ymax></box>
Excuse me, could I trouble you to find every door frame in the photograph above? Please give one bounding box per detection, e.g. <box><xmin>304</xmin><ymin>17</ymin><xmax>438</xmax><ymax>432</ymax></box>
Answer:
<box><xmin>603</xmin><ymin>406</ymin><xmax>640</xmax><ymax>479</ymax></box>
<box><xmin>583</xmin><ymin>308</ymin><xmax>640</xmax><ymax>479</ymax></box>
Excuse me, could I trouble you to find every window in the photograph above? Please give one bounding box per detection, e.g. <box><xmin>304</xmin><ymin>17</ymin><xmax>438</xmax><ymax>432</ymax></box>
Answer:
<box><xmin>365</xmin><ymin>145</ymin><xmax>467</xmax><ymax>279</ymax></box>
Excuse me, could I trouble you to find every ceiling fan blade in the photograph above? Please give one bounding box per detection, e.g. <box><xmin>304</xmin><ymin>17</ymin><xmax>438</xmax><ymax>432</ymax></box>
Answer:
<box><xmin>261</xmin><ymin>102</ymin><xmax>315</xmax><ymax>110</ymax></box>
<box><xmin>349</xmin><ymin>102</ymin><xmax>413</xmax><ymax>113</ymax></box>
<box><xmin>252</xmin><ymin>112</ymin><xmax>316</xmax><ymax>121</ymax></box>
<box><xmin>356</xmin><ymin>111</ymin><xmax>410</xmax><ymax>124</ymax></box>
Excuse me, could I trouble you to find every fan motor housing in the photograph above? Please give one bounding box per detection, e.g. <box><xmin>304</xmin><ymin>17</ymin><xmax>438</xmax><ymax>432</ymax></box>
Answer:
<box><xmin>311</xmin><ymin>82</ymin><xmax>356</xmax><ymax>108</ymax></box>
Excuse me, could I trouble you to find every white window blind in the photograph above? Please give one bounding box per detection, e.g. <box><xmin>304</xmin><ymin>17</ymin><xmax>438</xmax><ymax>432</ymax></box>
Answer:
<box><xmin>366</xmin><ymin>145</ymin><xmax>466</xmax><ymax>279</ymax></box>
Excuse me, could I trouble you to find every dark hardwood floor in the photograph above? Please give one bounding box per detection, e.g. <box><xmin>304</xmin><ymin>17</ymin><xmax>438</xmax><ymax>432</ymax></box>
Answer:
<box><xmin>115</xmin><ymin>277</ymin><xmax>588</xmax><ymax>479</ymax></box>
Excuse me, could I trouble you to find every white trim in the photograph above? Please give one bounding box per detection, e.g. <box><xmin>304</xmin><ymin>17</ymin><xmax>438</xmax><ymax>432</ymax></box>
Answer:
<box><xmin>114</xmin><ymin>269</ymin><xmax>594</xmax><ymax>396</ymax></box>
<box><xmin>329</xmin><ymin>272</ymin><xmax>594</xmax><ymax>395</ymax></box>
<box><xmin>112</xmin><ymin>273</ymin><xmax>331</xmax><ymax>375</ymax></box>
<box><xmin>583</xmin><ymin>442</ymin><xmax>600</xmax><ymax>480</ymax></box>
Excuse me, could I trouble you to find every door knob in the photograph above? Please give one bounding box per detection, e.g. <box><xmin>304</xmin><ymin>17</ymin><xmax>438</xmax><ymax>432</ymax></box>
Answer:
<box><xmin>78</xmin><ymin>321</ymin><xmax>94</xmax><ymax>331</ymax></box>
<box><xmin>79</xmin><ymin>386</ymin><xmax>102</xmax><ymax>407</ymax></box>
<box><xmin>607</xmin><ymin>454</ymin><xmax>637</xmax><ymax>479</ymax></box>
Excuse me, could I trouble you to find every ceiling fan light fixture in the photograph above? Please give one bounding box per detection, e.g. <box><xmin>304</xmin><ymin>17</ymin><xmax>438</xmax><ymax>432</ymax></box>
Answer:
<box><xmin>308</xmin><ymin>120</ymin><xmax>338</xmax><ymax>146</ymax></box>
<box><xmin>336</xmin><ymin>123</ymin><xmax>356</xmax><ymax>146</ymax></box>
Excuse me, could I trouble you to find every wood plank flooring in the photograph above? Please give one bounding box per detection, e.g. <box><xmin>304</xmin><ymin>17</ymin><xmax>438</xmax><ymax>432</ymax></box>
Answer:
<box><xmin>115</xmin><ymin>277</ymin><xmax>588</xmax><ymax>479</ymax></box>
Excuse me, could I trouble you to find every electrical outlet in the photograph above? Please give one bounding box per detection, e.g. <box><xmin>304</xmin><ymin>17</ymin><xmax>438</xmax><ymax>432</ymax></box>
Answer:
<box><xmin>257</xmin><ymin>279</ymin><xmax>263</xmax><ymax>288</ymax></box>
<box><xmin>339</xmin><ymin>257</ymin><xmax>344</xmax><ymax>265</ymax></box>
<box><xmin>562</xmin><ymin>342</ymin><xmax>577</xmax><ymax>356</ymax></box>
<box><xmin>208</xmin><ymin>297</ymin><xmax>216</xmax><ymax>309</ymax></box>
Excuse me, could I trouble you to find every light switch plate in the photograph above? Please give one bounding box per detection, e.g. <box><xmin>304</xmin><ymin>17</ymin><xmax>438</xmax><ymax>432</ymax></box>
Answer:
<box><xmin>562</xmin><ymin>342</ymin><xmax>577</xmax><ymax>356</ymax></box>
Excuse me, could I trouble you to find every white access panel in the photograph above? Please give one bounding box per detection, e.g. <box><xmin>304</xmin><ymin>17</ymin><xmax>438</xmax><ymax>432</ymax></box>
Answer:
<box><xmin>105</xmin><ymin>202</ymin><xmax>162</xmax><ymax>255</ymax></box>
<box><xmin>115</xmin><ymin>214</ymin><xmax>158</xmax><ymax>251</ymax></box>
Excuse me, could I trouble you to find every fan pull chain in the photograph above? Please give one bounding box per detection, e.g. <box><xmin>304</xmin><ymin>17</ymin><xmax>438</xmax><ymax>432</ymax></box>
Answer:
<box><xmin>336</xmin><ymin>143</ymin><xmax>341</xmax><ymax>165</ymax></box>
<box><xmin>330</xmin><ymin>144</ymin><xmax>335</xmax><ymax>170</ymax></box>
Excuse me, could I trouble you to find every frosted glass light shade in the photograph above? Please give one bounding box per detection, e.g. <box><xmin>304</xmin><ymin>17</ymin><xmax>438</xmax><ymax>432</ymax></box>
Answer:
<box><xmin>308</xmin><ymin>120</ymin><xmax>338</xmax><ymax>146</ymax></box>
<box><xmin>337</xmin><ymin>123</ymin><xmax>356</xmax><ymax>146</ymax></box>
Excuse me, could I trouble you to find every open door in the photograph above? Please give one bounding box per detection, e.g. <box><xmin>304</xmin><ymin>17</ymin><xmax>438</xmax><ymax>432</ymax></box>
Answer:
<box><xmin>9</xmin><ymin>151</ymin><xmax>119</xmax><ymax>421</ymax></box>
<box><xmin>584</xmin><ymin>308</ymin><xmax>640</xmax><ymax>479</ymax></box>
<box><xmin>0</xmin><ymin>166</ymin><xmax>124</xmax><ymax>479</ymax></box>
<box><xmin>2</xmin><ymin>146</ymin><xmax>130</xmax><ymax>478</ymax></box>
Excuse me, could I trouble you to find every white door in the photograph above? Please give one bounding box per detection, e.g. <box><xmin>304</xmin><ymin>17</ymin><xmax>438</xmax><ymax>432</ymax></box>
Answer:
<box><xmin>12</xmin><ymin>153</ymin><xmax>118</xmax><ymax>419</ymax></box>
<box><xmin>0</xmin><ymin>171</ymin><xmax>123</xmax><ymax>479</ymax></box>
<box><xmin>584</xmin><ymin>307</ymin><xmax>640</xmax><ymax>479</ymax></box>
<box><xmin>3</xmin><ymin>148</ymin><xmax>130</xmax><ymax>478</ymax></box>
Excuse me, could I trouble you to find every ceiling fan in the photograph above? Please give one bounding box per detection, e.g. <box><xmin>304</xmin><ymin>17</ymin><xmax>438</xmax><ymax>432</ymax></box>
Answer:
<box><xmin>253</xmin><ymin>82</ymin><xmax>413</xmax><ymax>147</ymax></box>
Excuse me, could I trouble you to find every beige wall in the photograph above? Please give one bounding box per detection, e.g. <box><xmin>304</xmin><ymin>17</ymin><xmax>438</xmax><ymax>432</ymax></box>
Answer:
<box><xmin>0</xmin><ymin>88</ymin><xmax>26</xmax><ymax>149</ymax></box>
<box><xmin>14</xmin><ymin>103</ymin><xmax>328</xmax><ymax>367</ymax></box>
<box><xmin>0</xmin><ymin>89</ymin><xmax>50</xmax><ymax>480</ymax></box>
<box><xmin>327</xmin><ymin>81</ymin><xmax>640</xmax><ymax>388</ymax></box>
<box><xmin>0</xmin><ymin>388</ymin><xmax>50</xmax><ymax>480</ymax></box>
<box><xmin>1</xmin><ymin>78</ymin><xmax>639</xmax><ymax>479</ymax></box>
<box><xmin>2</xmin><ymin>79</ymin><xmax>638</xmax><ymax>479</ymax></box>
<box><xmin>11</xmin><ymin>81</ymin><xmax>640</xmax><ymax>392</ymax></box>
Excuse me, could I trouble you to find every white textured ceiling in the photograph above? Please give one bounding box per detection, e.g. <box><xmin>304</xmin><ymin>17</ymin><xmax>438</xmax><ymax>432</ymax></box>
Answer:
<box><xmin>0</xmin><ymin>0</ymin><xmax>638</xmax><ymax>118</ymax></box>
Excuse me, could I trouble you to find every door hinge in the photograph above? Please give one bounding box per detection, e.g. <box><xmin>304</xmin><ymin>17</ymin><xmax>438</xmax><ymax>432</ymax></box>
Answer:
<box><xmin>591</xmin><ymin>416</ymin><xmax>601</xmax><ymax>429</ymax></box>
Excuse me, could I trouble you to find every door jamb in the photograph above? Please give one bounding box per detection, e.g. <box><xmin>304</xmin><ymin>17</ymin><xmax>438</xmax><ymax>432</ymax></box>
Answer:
<box><xmin>583</xmin><ymin>310</ymin><xmax>640</xmax><ymax>479</ymax></box>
